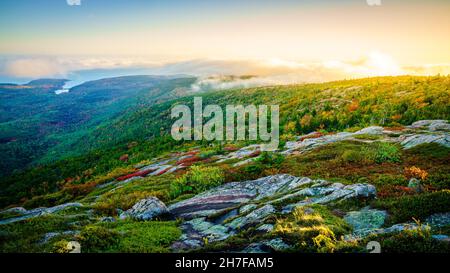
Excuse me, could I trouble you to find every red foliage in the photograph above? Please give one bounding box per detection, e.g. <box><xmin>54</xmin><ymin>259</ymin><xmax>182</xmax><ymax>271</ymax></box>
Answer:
<box><xmin>248</xmin><ymin>150</ymin><xmax>261</xmax><ymax>158</ymax></box>
<box><xmin>348</xmin><ymin>100</ymin><xmax>360</xmax><ymax>112</ymax></box>
<box><xmin>119</xmin><ymin>154</ymin><xmax>129</xmax><ymax>162</ymax></box>
<box><xmin>154</xmin><ymin>167</ymin><xmax>171</xmax><ymax>176</ymax></box>
<box><xmin>224</xmin><ymin>145</ymin><xmax>239</xmax><ymax>152</ymax></box>
<box><xmin>185</xmin><ymin>150</ymin><xmax>199</xmax><ymax>156</ymax></box>
<box><xmin>64</xmin><ymin>177</ymin><xmax>76</xmax><ymax>184</ymax></box>
<box><xmin>176</xmin><ymin>155</ymin><xmax>202</xmax><ymax>165</ymax></box>
<box><xmin>384</xmin><ymin>126</ymin><xmax>406</xmax><ymax>131</ymax></box>
<box><xmin>377</xmin><ymin>185</ymin><xmax>417</xmax><ymax>198</ymax></box>
<box><xmin>116</xmin><ymin>169</ymin><xmax>152</xmax><ymax>181</ymax></box>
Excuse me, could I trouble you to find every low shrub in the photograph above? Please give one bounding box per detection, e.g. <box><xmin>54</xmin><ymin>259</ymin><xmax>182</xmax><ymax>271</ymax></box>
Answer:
<box><xmin>274</xmin><ymin>205</ymin><xmax>351</xmax><ymax>253</ymax></box>
<box><xmin>340</xmin><ymin>150</ymin><xmax>366</xmax><ymax>163</ymax></box>
<box><xmin>404</xmin><ymin>166</ymin><xmax>428</xmax><ymax>180</ymax></box>
<box><xmin>0</xmin><ymin>214</ymin><xmax>88</xmax><ymax>253</ymax></box>
<box><xmin>257</xmin><ymin>152</ymin><xmax>285</xmax><ymax>167</ymax></box>
<box><xmin>77</xmin><ymin>226</ymin><xmax>120</xmax><ymax>253</ymax></box>
<box><xmin>372</xmin><ymin>190</ymin><xmax>450</xmax><ymax>224</ymax></box>
<box><xmin>105</xmin><ymin>221</ymin><xmax>181</xmax><ymax>253</ymax></box>
<box><xmin>365</xmin><ymin>222</ymin><xmax>450</xmax><ymax>253</ymax></box>
<box><xmin>243</xmin><ymin>164</ymin><xmax>264</xmax><ymax>175</ymax></box>
<box><xmin>425</xmin><ymin>172</ymin><xmax>450</xmax><ymax>190</ymax></box>
<box><xmin>407</xmin><ymin>143</ymin><xmax>450</xmax><ymax>159</ymax></box>
<box><xmin>52</xmin><ymin>240</ymin><xmax>72</xmax><ymax>253</ymax></box>
<box><xmin>366</xmin><ymin>142</ymin><xmax>401</xmax><ymax>164</ymax></box>
<box><xmin>93</xmin><ymin>191</ymin><xmax>164</xmax><ymax>216</ymax></box>
<box><xmin>77</xmin><ymin>221</ymin><xmax>181</xmax><ymax>253</ymax></box>
<box><xmin>199</xmin><ymin>150</ymin><xmax>217</xmax><ymax>159</ymax></box>
<box><xmin>353</xmin><ymin>134</ymin><xmax>381</xmax><ymax>140</ymax></box>
<box><xmin>373</xmin><ymin>174</ymin><xmax>407</xmax><ymax>187</ymax></box>
<box><xmin>169</xmin><ymin>166</ymin><xmax>224</xmax><ymax>198</ymax></box>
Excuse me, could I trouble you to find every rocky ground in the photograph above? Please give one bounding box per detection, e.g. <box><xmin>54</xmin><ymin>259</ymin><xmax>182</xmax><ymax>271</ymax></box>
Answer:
<box><xmin>1</xmin><ymin>119</ymin><xmax>449</xmax><ymax>253</ymax></box>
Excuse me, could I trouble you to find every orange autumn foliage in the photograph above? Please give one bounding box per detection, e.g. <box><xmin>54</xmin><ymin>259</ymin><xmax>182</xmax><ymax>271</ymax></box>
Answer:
<box><xmin>404</xmin><ymin>166</ymin><xmax>429</xmax><ymax>180</ymax></box>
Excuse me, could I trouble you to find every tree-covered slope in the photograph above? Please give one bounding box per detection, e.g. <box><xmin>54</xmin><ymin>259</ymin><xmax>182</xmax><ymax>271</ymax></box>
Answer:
<box><xmin>0</xmin><ymin>75</ymin><xmax>197</xmax><ymax>176</ymax></box>
<box><xmin>0</xmin><ymin>75</ymin><xmax>448</xmax><ymax>208</ymax></box>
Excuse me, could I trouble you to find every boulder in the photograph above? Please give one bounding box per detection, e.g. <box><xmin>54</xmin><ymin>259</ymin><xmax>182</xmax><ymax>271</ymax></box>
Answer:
<box><xmin>122</xmin><ymin>197</ymin><xmax>168</xmax><ymax>221</ymax></box>
<box><xmin>242</xmin><ymin>243</ymin><xmax>272</xmax><ymax>253</ymax></box>
<box><xmin>344</xmin><ymin>207</ymin><xmax>387</xmax><ymax>236</ymax></box>
<box><xmin>344</xmin><ymin>222</ymin><xmax>421</xmax><ymax>240</ymax></box>
<box><xmin>239</xmin><ymin>204</ymin><xmax>258</xmax><ymax>215</ymax></box>
<box><xmin>263</xmin><ymin>238</ymin><xmax>291</xmax><ymax>251</ymax></box>
<box><xmin>243</xmin><ymin>238</ymin><xmax>290</xmax><ymax>253</ymax></box>
<box><xmin>169</xmin><ymin>174</ymin><xmax>377</xmax><ymax>250</ymax></box>
<box><xmin>227</xmin><ymin>205</ymin><xmax>276</xmax><ymax>230</ymax></box>
<box><xmin>282</xmin><ymin>183</ymin><xmax>376</xmax><ymax>213</ymax></box>
<box><xmin>432</xmin><ymin>235</ymin><xmax>450</xmax><ymax>242</ymax></box>
<box><xmin>171</xmin><ymin>217</ymin><xmax>233</xmax><ymax>251</ymax></box>
<box><xmin>168</xmin><ymin>174</ymin><xmax>309</xmax><ymax>219</ymax></box>
<box><xmin>407</xmin><ymin>178</ymin><xmax>423</xmax><ymax>193</ymax></box>
<box><xmin>429</xmin><ymin>121</ymin><xmax>450</xmax><ymax>132</ymax></box>
<box><xmin>256</xmin><ymin>224</ymin><xmax>274</xmax><ymax>233</ymax></box>
<box><xmin>216</xmin><ymin>144</ymin><xmax>261</xmax><ymax>162</ymax></box>
<box><xmin>344</xmin><ymin>211</ymin><xmax>450</xmax><ymax>240</ymax></box>
<box><xmin>40</xmin><ymin>230</ymin><xmax>79</xmax><ymax>244</ymax></box>
<box><xmin>425</xmin><ymin>212</ymin><xmax>450</xmax><ymax>227</ymax></box>
<box><xmin>183</xmin><ymin>217</ymin><xmax>232</xmax><ymax>242</ymax></box>
<box><xmin>283</xmin><ymin>132</ymin><xmax>355</xmax><ymax>155</ymax></box>
<box><xmin>410</xmin><ymin>120</ymin><xmax>450</xmax><ymax>131</ymax></box>
<box><xmin>100</xmin><ymin>216</ymin><xmax>116</xmax><ymax>222</ymax></box>
<box><xmin>400</xmin><ymin>134</ymin><xmax>450</xmax><ymax>149</ymax></box>
<box><xmin>354</xmin><ymin>126</ymin><xmax>384</xmax><ymax>135</ymax></box>
<box><xmin>0</xmin><ymin>202</ymin><xmax>83</xmax><ymax>225</ymax></box>
<box><xmin>0</xmin><ymin>207</ymin><xmax>27</xmax><ymax>215</ymax></box>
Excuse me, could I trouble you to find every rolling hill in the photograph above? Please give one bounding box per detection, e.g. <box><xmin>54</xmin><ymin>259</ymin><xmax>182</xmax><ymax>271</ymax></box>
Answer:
<box><xmin>0</xmin><ymin>75</ymin><xmax>197</xmax><ymax>176</ymax></box>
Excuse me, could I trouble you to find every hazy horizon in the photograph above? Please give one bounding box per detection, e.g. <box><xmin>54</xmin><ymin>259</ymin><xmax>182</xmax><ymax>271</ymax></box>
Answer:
<box><xmin>1</xmin><ymin>0</ymin><xmax>450</xmax><ymax>84</ymax></box>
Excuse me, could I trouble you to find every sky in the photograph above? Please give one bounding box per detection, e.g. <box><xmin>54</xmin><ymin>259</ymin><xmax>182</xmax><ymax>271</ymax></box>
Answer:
<box><xmin>0</xmin><ymin>0</ymin><xmax>449</xmax><ymax>84</ymax></box>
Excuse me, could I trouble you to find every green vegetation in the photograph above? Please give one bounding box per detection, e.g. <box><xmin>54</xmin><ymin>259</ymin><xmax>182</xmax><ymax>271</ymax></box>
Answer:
<box><xmin>77</xmin><ymin>225</ymin><xmax>120</xmax><ymax>252</ymax></box>
<box><xmin>368</xmin><ymin>142</ymin><xmax>402</xmax><ymax>164</ymax></box>
<box><xmin>256</xmin><ymin>152</ymin><xmax>285</xmax><ymax>167</ymax></box>
<box><xmin>0</xmin><ymin>76</ymin><xmax>196</xmax><ymax>177</ymax></box>
<box><xmin>274</xmin><ymin>205</ymin><xmax>357</xmax><ymax>253</ymax></box>
<box><xmin>170</xmin><ymin>166</ymin><xmax>225</xmax><ymax>198</ymax></box>
<box><xmin>336</xmin><ymin>142</ymin><xmax>402</xmax><ymax>164</ymax></box>
<box><xmin>91</xmin><ymin>175</ymin><xmax>173</xmax><ymax>216</ymax></box>
<box><xmin>364</xmin><ymin>222</ymin><xmax>450</xmax><ymax>253</ymax></box>
<box><xmin>0</xmin><ymin>208</ymin><xmax>90</xmax><ymax>253</ymax></box>
<box><xmin>0</xmin><ymin>75</ymin><xmax>449</xmax><ymax>254</ymax></box>
<box><xmin>408</xmin><ymin>143</ymin><xmax>450</xmax><ymax>159</ymax></box>
<box><xmin>77</xmin><ymin>220</ymin><xmax>181</xmax><ymax>253</ymax></box>
<box><xmin>2</xmin><ymin>75</ymin><xmax>449</xmax><ymax>208</ymax></box>
<box><xmin>353</xmin><ymin>134</ymin><xmax>382</xmax><ymax>140</ymax></box>
<box><xmin>372</xmin><ymin>190</ymin><xmax>450</xmax><ymax>224</ymax></box>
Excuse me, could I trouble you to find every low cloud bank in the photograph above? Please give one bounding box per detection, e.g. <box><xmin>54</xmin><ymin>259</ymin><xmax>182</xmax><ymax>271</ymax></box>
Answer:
<box><xmin>1</xmin><ymin>52</ymin><xmax>449</xmax><ymax>89</ymax></box>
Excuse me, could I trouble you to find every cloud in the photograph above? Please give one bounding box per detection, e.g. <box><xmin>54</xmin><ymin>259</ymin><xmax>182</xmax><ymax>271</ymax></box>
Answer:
<box><xmin>1</xmin><ymin>53</ymin><xmax>449</xmax><ymax>87</ymax></box>
<box><xmin>0</xmin><ymin>57</ymin><xmax>160</xmax><ymax>79</ymax></box>
<box><xmin>67</xmin><ymin>0</ymin><xmax>81</xmax><ymax>6</ymax></box>
<box><xmin>2</xmin><ymin>58</ymin><xmax>69</xmax><ymax>79</ymax></box>
<box><xmin>187</xmin><ymin>53</ymin><xmax>450</xmax><ymax>92</ymax></box>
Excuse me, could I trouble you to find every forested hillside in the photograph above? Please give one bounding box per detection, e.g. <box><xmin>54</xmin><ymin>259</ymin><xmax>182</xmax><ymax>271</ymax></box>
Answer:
<box><xmin>0</xmin><ymin>76</ymin><xmax>196</xmax><ymax>176</ymax></box>
<box><xmin>0</xmin><ymin>75</ymin><xmax>448</xmax><ymax>208</ymax></box>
